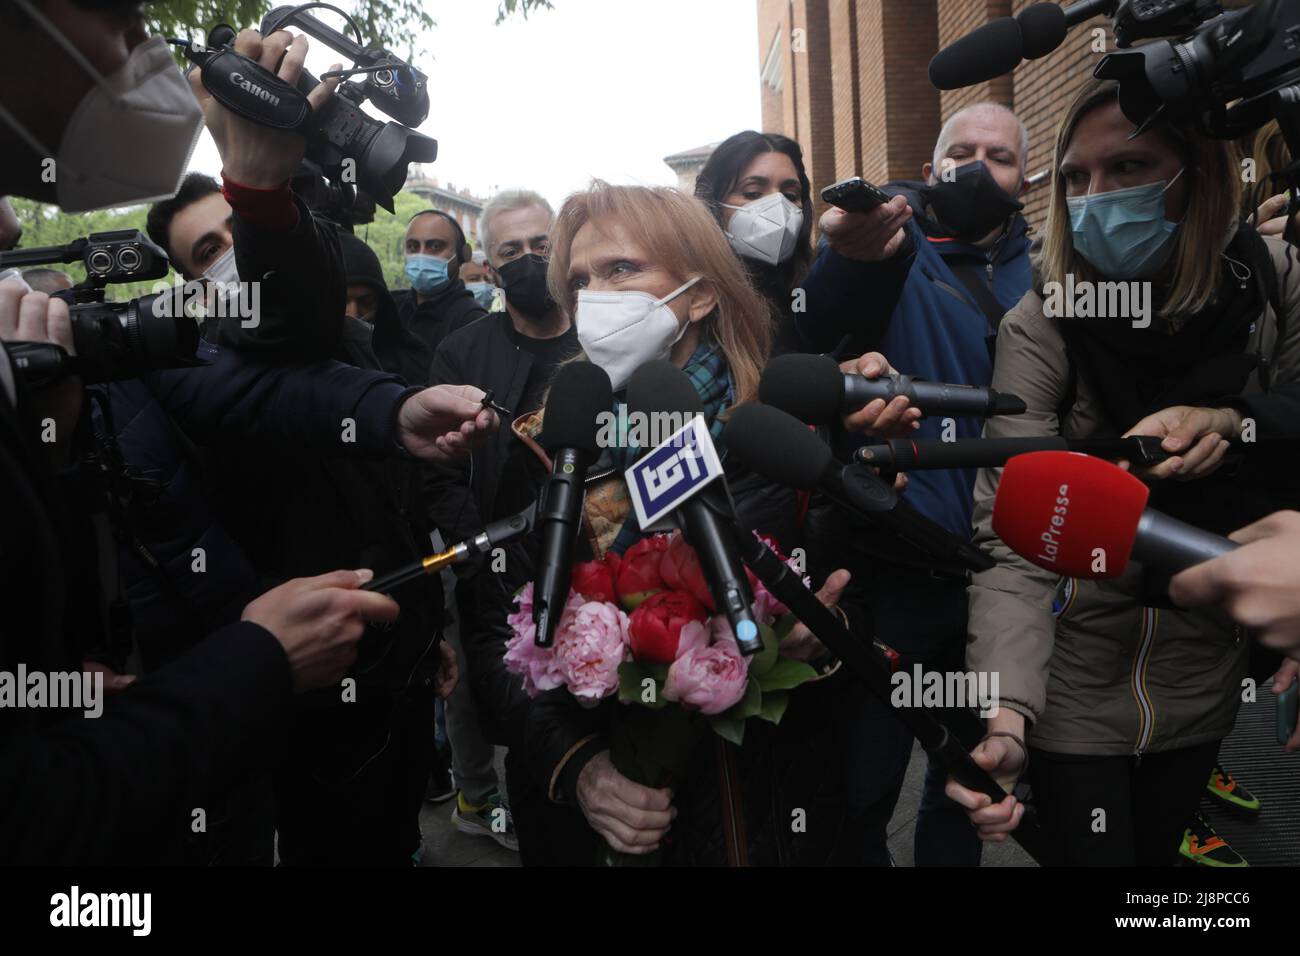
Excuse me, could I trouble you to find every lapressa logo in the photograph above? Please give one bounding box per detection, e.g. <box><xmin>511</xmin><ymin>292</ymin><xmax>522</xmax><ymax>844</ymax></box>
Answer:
<box><xmin>230</xmin><ymin>71</ymin><xmax>281</xmax><ymax>107</ymax></box>
<box><xmin>890</xmin><ymin>666</ymin><xmax>1000</xmax><ymax>717</ymax></box>
<box><xmin>0</xmin><ymin>666</ymin><xmax>102</xmax><ymax>718</ymax></box>
<box><xmin>1038</xmin><ymin>482</ymin><xmax>1072</xmax><ymax>565</ymax></box>
<box><xmin>50</xmin><ymin>886</ymin><xmax>151</xmax><ymax>936</ymax></box>
<box><xmin>1043</xmin><ymin>274</ymin><xmax>1152</xmax><ymax>329</ymax></box>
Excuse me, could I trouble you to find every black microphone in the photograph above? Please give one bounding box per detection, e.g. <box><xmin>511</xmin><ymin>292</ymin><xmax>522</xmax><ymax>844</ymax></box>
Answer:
<box><xmin>726</xmin><ymin>403</ymin><xmax>994</xmax><ymax>573</ymax></box>
<box><xmin>854</xmin><ymin>435</ymin><xmax>1172</xmax><ymax>471</ymax></box>
<box><xmin>1017</xmin><ymin>1</ymin><xmax>1113</xmax><ymax>60</ymax></box>
<box><xmin>626</xmin><ymin>361</ymin><xmax>762</xmax><ymax>655</ymax></box>
<box><xmin>760</xmin><ymin>353</ymin><xmax>1026</xmax><ymax>424</ymax></box>
<box><xmin>533</xmin><ymin>362</ymin><xmax>614</xmax><ymax>646</ymax></box>
<box><xmin>365</xmin><ymin>507</ymin><xmax>533</xmax><ymax>595</ymax></box>
<box><xmin>928</xmin><ymin>16</ymin><xmax>1023</xmax><ymax>90</ymax></box>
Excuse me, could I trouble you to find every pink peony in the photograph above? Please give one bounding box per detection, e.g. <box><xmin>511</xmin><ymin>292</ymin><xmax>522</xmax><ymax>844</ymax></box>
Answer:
<box><xmin>663</xmin><ymin>638</ymin><xmax>751</xmax><ymax>715</ymax></box>
<box><xmin>504</xmin><ymin>583</ymin><xmax>579</xmax><ymax>697</ymax></box>
<box><xmin>554</xmin><ymin>601</ymin><xmax>630</xmax><ymax>702</ymax></box>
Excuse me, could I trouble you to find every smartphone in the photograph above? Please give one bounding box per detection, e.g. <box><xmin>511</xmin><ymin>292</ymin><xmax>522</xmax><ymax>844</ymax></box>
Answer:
<box><xmin>821</xmin><ymin>176</ymin><xmax>893</xmax><ymax>214</ymax></box>
<box><xmin>1278</xmin><ymin>677</ymin><xmax>1299</xmax><ymax>746</ymax></box>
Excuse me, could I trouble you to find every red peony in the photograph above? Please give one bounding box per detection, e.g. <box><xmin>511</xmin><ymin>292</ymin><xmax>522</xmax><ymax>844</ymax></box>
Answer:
<box><xmin>627</xmin><ymin>590</ymin><xmax>710</xmax><ymax>665</ymax></box>
<box><xmin>572</xmin><ymin>555</ymin><xmax>619</xmax><ymax>604</ymax></box>
<box><xmin>612</xmin><ymin>535</ymin><xmax>670</xmax><ymax>609</ymax></box>
<box><xmin>659</xmin><ymin>531</ymin><xmax>716</xmax><ymax>612</ymax></box>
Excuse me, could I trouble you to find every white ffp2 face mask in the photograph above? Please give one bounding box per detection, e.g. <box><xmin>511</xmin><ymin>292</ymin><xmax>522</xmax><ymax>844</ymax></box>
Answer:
<box><xmin>0</xmin><ymin>1</ymin><xmax>204</xmax><ymax>213</ymax></box>
<box><xmin>576</xmin><ymin>276</ymin><xmax>703</xmax><ymax>390</ymax></box>
<box><xmin>722</xmin><ymin>192</ymin><xmax>803</xmax><ymax>266</ymax></box>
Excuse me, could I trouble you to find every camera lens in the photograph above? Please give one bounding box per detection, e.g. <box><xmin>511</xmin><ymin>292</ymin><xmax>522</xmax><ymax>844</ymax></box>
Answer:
<box><xmin>117</xmin><ymin>246</ymin><xmax>142</xmax><ymax>273</ymax></box>
<box><xmin>87</xmin><ymin>248</ymin><xmax>114</xmax><ymax>275</ymax></box>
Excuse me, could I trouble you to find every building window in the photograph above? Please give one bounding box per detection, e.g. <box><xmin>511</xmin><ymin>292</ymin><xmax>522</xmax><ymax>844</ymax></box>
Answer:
<box><xmin>761</xmin><ymin>29</ymin><xmax>783</xmax><ymax>93</ymax></box>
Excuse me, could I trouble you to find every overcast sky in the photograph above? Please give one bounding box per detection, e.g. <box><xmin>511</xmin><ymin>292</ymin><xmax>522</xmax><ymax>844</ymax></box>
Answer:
<box><xmin>189</xmin><ymin>0</ymin><xmax>763</xmax><ymax>208</ymax></box>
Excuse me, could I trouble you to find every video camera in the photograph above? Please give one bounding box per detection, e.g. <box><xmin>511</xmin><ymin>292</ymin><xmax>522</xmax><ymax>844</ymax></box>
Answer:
<box><xmin>0</xmin><ymin>231</ymin><xmax>199</xmax><ymax>386</ymax></box>
<box><xmin>174</xmin><ymin>2</ymin><xmax>438</xmax><ymax>212</ymax></box>
<box><xmin>932</xmin><ymin>0</ymin><xmax>1300</xmax><ymax>140</ymax></box>
<box><xmin>1093</xmin><ymin>0</ymin><xmax>1300</xmax><ymax>139</ymax></box>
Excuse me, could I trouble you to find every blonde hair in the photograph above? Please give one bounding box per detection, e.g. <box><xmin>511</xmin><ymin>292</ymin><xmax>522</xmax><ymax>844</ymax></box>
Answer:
<box><xmin>547</xmin><ymin>181</ymin><xmax>773</xmax><ymax>405</ymax></box>
<box><xmin>1039</xmin><ymin>78</ymin><xmax>1241</xmax><ymax>317</ymax></box>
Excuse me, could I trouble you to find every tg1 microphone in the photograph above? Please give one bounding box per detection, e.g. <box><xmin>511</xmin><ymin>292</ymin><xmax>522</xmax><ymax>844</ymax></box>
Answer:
<box><xmin>760</xmin><ymin>353</ymin><xmax>1026</xmax><ymax>425</ymax></box>
<box><xmin>625</xmin><ymin>361</ymin><xmax>761</xmax><ymax>655</ymax></box>
<box><xmin>992</xmin><ymin>450</ymin><xmax>1236</xmax><ymax>578</ymax></box>
<box><xmin>532</xmin><ymin>362</ymin><xmax>614</xmax><ymax>646</ymax></box>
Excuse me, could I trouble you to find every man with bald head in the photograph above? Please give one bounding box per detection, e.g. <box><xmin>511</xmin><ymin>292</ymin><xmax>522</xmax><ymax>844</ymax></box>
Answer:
<box><xmin>800</xmin><ymin>102</ymin><xmax>1033</xmax><ymax>869</ymax></box>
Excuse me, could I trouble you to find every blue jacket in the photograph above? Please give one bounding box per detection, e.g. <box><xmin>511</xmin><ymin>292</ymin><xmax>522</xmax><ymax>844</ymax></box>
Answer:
<box><xmin>796</xmin><ymin>183</ymin><xmax>1032</xmax><ymax>537</ymax></box>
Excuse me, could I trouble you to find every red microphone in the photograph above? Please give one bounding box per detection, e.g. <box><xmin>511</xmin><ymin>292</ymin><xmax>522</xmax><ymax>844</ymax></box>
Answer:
<box><xmin>992</xmin><ymin>451</ymin><xmax>1236</xmax><ymax>578</ymax></box>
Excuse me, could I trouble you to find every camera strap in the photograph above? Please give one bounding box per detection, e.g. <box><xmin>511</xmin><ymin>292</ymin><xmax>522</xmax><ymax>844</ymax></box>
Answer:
<box><xmin>194</xmin><ymin>48</ymin><xmax>313</xmax><ymax>132</ymax></box>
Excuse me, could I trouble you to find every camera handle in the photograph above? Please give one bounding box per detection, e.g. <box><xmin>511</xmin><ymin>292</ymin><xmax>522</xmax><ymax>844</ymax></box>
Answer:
<box><xmin>174</xmin><ymin>37</ymin><xmax>315</xmax><ymax>134</ymax></box>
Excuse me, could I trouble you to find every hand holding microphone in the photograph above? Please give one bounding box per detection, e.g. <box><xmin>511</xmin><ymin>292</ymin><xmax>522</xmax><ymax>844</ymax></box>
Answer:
<box><xmin>838</xmin><ymin>352</ymin><xmax>923</xmax><ymax>438</ymax></box>
<box><xmin>1120</xmin><ymin>405</ymin><xmax>1243</xmax><ymax>480</ymax></box>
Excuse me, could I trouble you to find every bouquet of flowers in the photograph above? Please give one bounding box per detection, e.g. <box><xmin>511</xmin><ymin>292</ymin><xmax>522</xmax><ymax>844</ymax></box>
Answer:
<box><xmin>504</xmin><ymin>529</ymin><xmax>819</xmax><ymax>758</ymax></box>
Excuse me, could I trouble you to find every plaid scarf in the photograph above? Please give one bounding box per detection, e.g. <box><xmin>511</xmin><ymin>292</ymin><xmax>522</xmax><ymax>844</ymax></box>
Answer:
<box><xmin>607</xmin><ymin>340</ymin><xmax>734</xmax><ymax>554</ymax></box>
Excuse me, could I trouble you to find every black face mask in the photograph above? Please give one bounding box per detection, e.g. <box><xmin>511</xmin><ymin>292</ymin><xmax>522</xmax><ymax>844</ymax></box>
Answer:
<box><xmin>923</xmin><ymin>160</ymin><xmax>1023</xmax><ymax>244</ymax></box>
<box><xmin>497</xmin><ymin>253</ymin><xmax>555</xmax><ymax>318</ymax></box>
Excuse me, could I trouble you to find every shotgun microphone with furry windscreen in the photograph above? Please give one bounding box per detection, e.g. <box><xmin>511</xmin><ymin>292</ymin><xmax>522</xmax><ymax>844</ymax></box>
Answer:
<box><xmin>760</xmin><ymin>353</ymin><xmax>1025</xmax><ymax>424</ymax></box>
<box><xmin>532</xmin><ymin>362</ymin><xmax>614</xmax><ymax>646</ymax></box>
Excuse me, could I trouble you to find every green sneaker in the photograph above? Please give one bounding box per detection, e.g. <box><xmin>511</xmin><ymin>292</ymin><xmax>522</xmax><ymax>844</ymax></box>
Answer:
<box><xmin>1207</xmin><ymin>765</ymin><xmax>1261</xmax><ymax>813</ymax></box>
<box><xmin>452</xmin><ymin>790</ymin><xmax>519</xmax><ymax>851</ymax></box>
<box><xmin>1179</xmin><ymin>813</ymin><xmax>1247</xmax><ymax>867</ymax></box>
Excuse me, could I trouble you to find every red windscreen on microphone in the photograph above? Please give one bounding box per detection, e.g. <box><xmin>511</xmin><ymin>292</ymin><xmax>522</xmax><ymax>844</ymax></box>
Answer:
<box><xmin>992</xmin><ymin>451</ymin><xmax>1149</xmax><ymax>578</ymax></box>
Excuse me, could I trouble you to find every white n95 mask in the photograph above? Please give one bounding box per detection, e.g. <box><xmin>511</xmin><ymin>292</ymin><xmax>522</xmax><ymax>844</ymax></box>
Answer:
<box><xmin>0</xmin><ymin>0</ymin><xmax>204</xmax><ymax>213</ymax></box>
<box><xmin>576</xmin><ymin>277</ymin><xmax>703</xmax><ymax>391</ymax></box>
<box><xmin>721</xmin><ymin>192</ymin><xmax>803</xmax><ymax>266</ymax></box>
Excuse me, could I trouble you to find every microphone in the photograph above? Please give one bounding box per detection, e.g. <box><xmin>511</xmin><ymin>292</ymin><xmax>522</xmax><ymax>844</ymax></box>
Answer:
<box><xmin>533</xmin><ymin>361</ymin><xmax>614</xmax><ymax>646</ymax></box>
<box><xmin>855</xmin><ymin>435</ymin><xmax>1172</xmax><ymax>471</ymax></box>
<box><xmin>625</xmin><ymin>361</ymin><xmax>761</xmax><ymax>655</ymax></box>
<box><xmin>992</xmin><ymin>451</ymin><xmax>1236</xmax><ymax>579</ymax></box>
<box><xmin>365</xmin><ymin>507</ymin><xmax>534</xmax><ymax>595</ymax></box>
<box><xmin>759</xmin><ymin>353</ymin><xmax>1026</xmax><ymax>424</ymax></box>
<box><xmin>726</xmin><ymin>403</ymin><xmax>995</xmax><ymax>573</ymax></box>
<box><xmin>928</xmin><ymin>16</ymin><xmax>1023</xmax><ymax>90</ymax></box>
<box><xmin>1017</xmin><ymin>1</ymin><xmax>1113</xmax><ymax>60</ymax></box>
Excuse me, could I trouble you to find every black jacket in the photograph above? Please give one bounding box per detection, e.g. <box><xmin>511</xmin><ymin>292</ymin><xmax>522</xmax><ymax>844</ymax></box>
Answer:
<box><xmin>394</xmin><ymin>281</ymin><xmax>488</xmax><ymax>358</ymax></box>
<box><xmin>0</xmin><ymin>348</ymin><xmax>296</xmax><ymax>864</ymax></box>
<box><xmin>424</xmin><ymin>312</ymin><xmax>579</xmax><ymax>544</ymax></box>
<box><xmin>464</xmin><ymin>396</ymin><xmax>854</xmax><ymax>865</ymax></box>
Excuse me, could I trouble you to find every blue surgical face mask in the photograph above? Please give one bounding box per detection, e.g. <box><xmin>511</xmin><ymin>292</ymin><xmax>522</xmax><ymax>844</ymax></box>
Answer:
<box><xmin>465</xmin><ymin>281</ymin><xmax>495</xmax><ymax>310</ymax></box>
<box><xmin>405</xmin><ymin>254</ymin><xmax>451</xmax><ymax>294</ymax></box>
<box><xmin>1066</xmin><ymin>168</ymin><xmax>1185</xmax><ymax>279</ymax></box>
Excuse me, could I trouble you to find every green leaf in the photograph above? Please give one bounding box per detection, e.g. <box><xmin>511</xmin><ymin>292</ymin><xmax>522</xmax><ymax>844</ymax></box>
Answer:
<box><xmin>757</xmin><ymin>658</ymin><xmax>818</xmax><ymax>692</ymax></box>
<box><xmin>709</xmin><ymin>714</ymin><xmax>745</xmax><ymax>746</ymax></box>
<box><xmin>757</xmin><ymin>690</ymin><xmax>789</xmax><ymax>724</ymax></box>
<box><xmin>748</xmin><ymin>622</ymin><xmax>781</xmax><ymax>677</ymax></box>
<box><xmin>618</xmin><ymin>662</ymin><xmax>668</xmax><ymax>710</ymax></box>
<box><xmin>730</xmin><ymin>677</ymin><xmax>762</xmax><ymax>720</ymax></box>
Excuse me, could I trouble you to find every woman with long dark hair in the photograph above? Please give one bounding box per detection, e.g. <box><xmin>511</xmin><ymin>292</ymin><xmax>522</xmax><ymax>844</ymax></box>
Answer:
<box><xmin>695</xmin><ymin>131</ymin><xmax>908</xmax><ymax>356</ymax></box>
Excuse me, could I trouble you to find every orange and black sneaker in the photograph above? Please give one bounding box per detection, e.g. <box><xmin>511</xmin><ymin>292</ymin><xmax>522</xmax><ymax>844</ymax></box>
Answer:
<box><xmin>1208</xmin><ymin>765</ymin><xmax>1262</xmax><ymax>813</ymax></box>
<box><xmin>1179</xmin><ymin>812</ymin><xmax>1247</xmax><ymax>867</ymax></box>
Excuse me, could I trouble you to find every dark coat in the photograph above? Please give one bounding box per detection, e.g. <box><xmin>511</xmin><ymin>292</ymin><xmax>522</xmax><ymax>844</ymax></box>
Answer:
<box><xmin>0</xmin><ymin>348</ymin><xmax>295</xmax><ymax>864</ymax></box>
<box><xmin>464</xmin><ymin>393</ymin><xmax>855</xmax><ymax>866</ymax></box>
<box><xmin>394</xmin><ymin>280</ymin><xmax>488</xmax><ymax>358</ymax></box>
